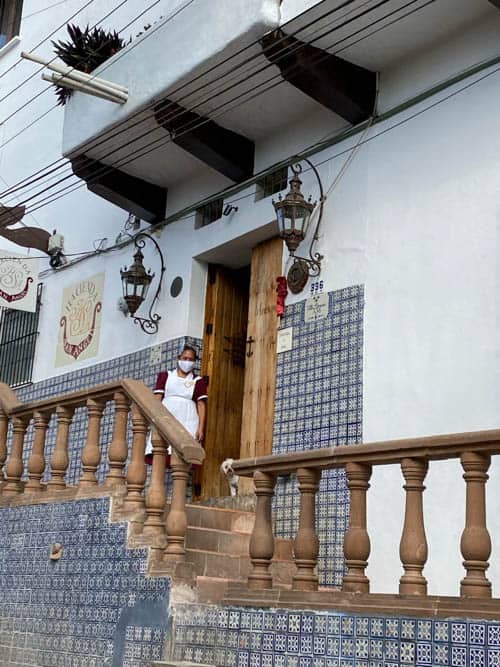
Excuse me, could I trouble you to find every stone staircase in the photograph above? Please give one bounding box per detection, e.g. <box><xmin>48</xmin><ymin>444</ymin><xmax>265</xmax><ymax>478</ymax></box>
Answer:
<box><xmin>118</xmin><ymin>497</ymin><xmax>295</xmax><ymax>604</ymax></box>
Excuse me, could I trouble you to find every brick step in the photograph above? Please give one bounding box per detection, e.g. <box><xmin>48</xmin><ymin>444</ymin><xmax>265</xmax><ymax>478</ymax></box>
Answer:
<box><xmin>184</xmin><ymin>503</ymin><xmax>255</xmax><ymax>533</ymax></box>
<box><xmin>153</xmin><ymin>547</ymin><xmax>296</xmax><ymax>584</ymax></box>
<box><xmin>185</xmin><ymin>525</ymin><xmax>293</xmax><ymax>559</ymax></box>
<box><xmin>196</xmin><ymin>576</ymin><xmax>242</xmax><ymax>604</ymax></box>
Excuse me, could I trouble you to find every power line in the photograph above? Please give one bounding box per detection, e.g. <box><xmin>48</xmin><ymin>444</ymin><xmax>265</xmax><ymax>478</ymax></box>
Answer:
<box><xmin>2</xmin><ymin>0</ymin><xmax>395</xmax><ymax>207</ymax></box>
<box><xmin>12</xmin><ymin>51</ymin><xmax>500</xmax><ymax>269</ymax></box>
<box><xmin>0</xmin><ymin>0</ymin><xmax>363</xmax><ymax>200</ymax></box>
<box><xmin>14</xmin><ymin>0</ymin><xmax>433</xmax><ymax>211</ymax></box>
<box><xmin>0</xmin><ymin>0</ymin><xmax>98</xmax><ymax>82</ymax></box>
<box><xmin>0</xmin><ymin>0</ymin><xmax>131</xmax><ymax>117</ymax></box>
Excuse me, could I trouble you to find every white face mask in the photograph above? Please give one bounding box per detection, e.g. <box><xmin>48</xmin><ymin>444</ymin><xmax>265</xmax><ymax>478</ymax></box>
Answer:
<box><xmin>178</xmin><ymin>359</ymin><xmax>195</xmax><ymax>373</ymax></box>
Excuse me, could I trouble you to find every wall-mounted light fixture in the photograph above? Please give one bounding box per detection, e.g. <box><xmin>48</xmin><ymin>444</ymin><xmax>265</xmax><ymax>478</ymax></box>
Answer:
<box><xmin>223</xmin><ymin>204</ymin><xmax>238</xmax><ymax>216</ymax></box>
<box><xmin>272</xmin><ymin>160</ymin><xmax>324</xmax><ymax>294</ymax></box>
<box><xmin>120</xmin><ymin>232</ymin><xmax>165</xmax><ymax>334</ymax></box>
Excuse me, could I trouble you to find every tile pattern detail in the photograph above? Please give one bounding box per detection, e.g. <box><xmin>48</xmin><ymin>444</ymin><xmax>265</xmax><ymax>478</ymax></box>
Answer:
<box><xmin>273</xmin><ymin>286</ymin><xmax>363</xmax><ymax>586</ymax></box>
<box><xmin>173</xmin><ymin>604</ymin><xmax>500</xmax><ymax>667</ymax></box>
<box><xmin>0</xmin><ymin>498</ymin><xmax>170</xmax><ymax>667</ymax></box>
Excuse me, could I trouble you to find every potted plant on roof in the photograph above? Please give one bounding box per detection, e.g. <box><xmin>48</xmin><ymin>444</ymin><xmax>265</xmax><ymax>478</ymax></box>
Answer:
<box><xmin>51</xmin><ymin>24</ymin><xmax>127</xmax><ymax>105</ymax></box>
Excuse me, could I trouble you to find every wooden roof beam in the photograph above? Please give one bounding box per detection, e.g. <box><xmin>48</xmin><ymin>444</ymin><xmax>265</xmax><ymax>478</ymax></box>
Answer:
<box><xmin>261</xmin><ymin>29</ymin><xmax>377</xmax><ymax>125</ymax></box>
<box><xmin>154</xmin><ymin>100</ymin><xmax>255</xmax><ymax>182</ymax></box>
<box><xmin>71</xmin><ymin>156</ymin><xmax>167</xmax><ymax>224</ymax></box>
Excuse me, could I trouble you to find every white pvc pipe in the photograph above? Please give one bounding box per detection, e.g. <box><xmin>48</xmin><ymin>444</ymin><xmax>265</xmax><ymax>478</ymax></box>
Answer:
<box><xmin>41</xmin><ymin>73</ymin><xmax>125</xmax><ymax>104</ymax></box>
<box><xmin>22</xmin><ymin>51</ymin><xmax>128</xmax><ymax>94</ymax></box>
<box><xmin>49</xmin><ymin>70</ymin><xmax>128</xmax><ymax>102</ymax></box>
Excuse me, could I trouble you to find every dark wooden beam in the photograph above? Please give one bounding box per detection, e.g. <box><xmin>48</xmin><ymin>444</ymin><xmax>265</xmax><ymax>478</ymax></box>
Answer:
<box><xmin>154</xmin><ymin>100</ymin><xmax>254</xmax><ymax>182</ymax></box>
<box><xmin>261</xmin><ymin>29</ymin><xmax>376</xmax><ymax>125</ymax></box>
<box><xmin>71</xmin><ymin>156</ymin><xmax>167</xmax><ymax>224</ymax></box>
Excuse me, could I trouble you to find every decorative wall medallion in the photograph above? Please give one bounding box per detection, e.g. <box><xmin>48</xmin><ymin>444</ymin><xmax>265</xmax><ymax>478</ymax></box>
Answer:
<box><xmin>0</xmin><ymin>250</ymin><xmax>38</xmax><ymax>312</ymax></box>
<box><xmin>170</xmin><ymin>276</ymin><xmax>183</xmax><ymax>297</ymax></box>
<box><xmin>287</xmin><ymin>259</ymin><xmax>309</xmax><ymax>294</ymax></box>
<box><xmin>56</xmin><ymin>273</ymin><xmax>104</xmax><ymax>367</ymax></box>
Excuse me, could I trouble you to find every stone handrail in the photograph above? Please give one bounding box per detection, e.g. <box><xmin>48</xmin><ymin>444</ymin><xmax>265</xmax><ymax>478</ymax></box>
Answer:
<box><xmin>0</xmin><ymin>379</ymin><xmax>204</xmax><ymax>563</ymax></box>
<box><xmin>232</xmin><ymin>429</ymin><xmax>500</xmax><ymax>606</ymax></box>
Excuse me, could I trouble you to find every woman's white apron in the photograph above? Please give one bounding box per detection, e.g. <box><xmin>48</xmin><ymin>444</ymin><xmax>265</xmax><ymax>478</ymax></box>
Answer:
<box><xmin>145</xmin><ymin>370</ymin><xmax>200</xmax><ymax>455</ymax></box>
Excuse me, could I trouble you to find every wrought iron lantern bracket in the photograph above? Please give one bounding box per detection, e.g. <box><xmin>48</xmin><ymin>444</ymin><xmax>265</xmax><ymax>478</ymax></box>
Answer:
<box><xmin>120</xmin><ymin>232</ymin><xmax>166</xmax><ymax>335</ymax></box>
<box><xmin>273</xmin><ymin>159</ymin><xmax>325</xmax><ymax>294</ymax></box>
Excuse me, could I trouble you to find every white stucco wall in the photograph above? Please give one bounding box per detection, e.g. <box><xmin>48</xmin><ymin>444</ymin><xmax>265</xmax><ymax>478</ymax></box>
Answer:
<box><xmin>280</xmin><ymin>64</ymin><xmax>500</xmax><ymax>595</ymax></box>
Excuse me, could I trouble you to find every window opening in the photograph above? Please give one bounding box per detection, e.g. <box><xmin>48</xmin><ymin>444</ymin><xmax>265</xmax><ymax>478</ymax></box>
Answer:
<box><xmin>195</xmin><ymin>198</ymin><xmax>223</xmax><ymax>229</ymax></box>
<box><xmin>255</xmin><ymin>166</ymin><xmax>288</xmax><ymax>201</ymax></box>
<box><xmin>0</xmin><ymin>283</ymin><xmax>42</xmax><ymax>387</ymax></box>
<box><xmin>0</xmin><ymin>1</ymin><xmax>23</xmax><ymax>48</ymax></box>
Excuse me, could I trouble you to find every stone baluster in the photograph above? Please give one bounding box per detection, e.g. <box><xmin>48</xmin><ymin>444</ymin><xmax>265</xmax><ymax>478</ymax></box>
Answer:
<box><xmin>143</xmin><ymin>427</ymin><xmax>167</xmax><ymax>537</ymax></box>
<box><xmin>79</xmin><ymin>399</ymin><xmax>105</xmax><ymax>487</ymax></box>
<box><xmin>124</xmin><ymin>404</ymin><xmax>148</xmax><ymax>510</ymax></box>
<box><xmin>248</xmin><ymin>471</ymin><xmax>276</xmax><ymax>590</ymax></box>
<box><xmin>0</xmin><ymin>408</ymin><xmax>9</xmax><ymax>489</ymax></box>
<box><xmin>3</xmin><ymin>416</ymin><xmax>30</xmax><ymax>496</ymax></box>
<box><xmin>399</xmin><ymin>457</ymin><xmax>429</xmax><ymax>595</ymax></box>
<box><xmin>342</xmin><ymin>462</ymin><xmax>372</xmax><ymax>593</ymax></box>
<box><xmin>164</xmin><ymin>449</ymin><xmax>190</xmax><ymax>560</ymax></box>
<box><xmin>460</xmin><ymin>451</ymin><xmax>492</xmax><ymax>598</ymax></box>
<box><xmin>48</xmin><ymin>405</ymin><xmax>74</xmax><ymax>491</ymax></box>
<box><xmin>106</xmin><ymin>391</ymin><xmax>130</xmax><ymax>487</ymax></box>
<box><xmin>25</xmin><ymin>410</ymin><xmax>52</xmax><ymax>492</ymax></box>
<box><xmin>292</xmin><ymin>468</ymin><xmax>321</xmax><ymax>591</ymax></box>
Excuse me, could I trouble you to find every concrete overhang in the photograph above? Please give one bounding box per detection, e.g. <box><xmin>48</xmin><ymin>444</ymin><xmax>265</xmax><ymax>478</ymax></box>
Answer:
<box><xmin>61</xmin><ymin>0</ymin><xmax>496</xmax><ymax>219</ymax></box>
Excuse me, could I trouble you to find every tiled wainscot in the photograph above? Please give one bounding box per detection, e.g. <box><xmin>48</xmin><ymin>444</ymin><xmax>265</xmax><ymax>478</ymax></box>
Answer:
<box><xmin>172</xmin><ymin>604</ymin><xmax>500</xmax><ymax>667</ymax></box>
<box><xmin>0</xmin><ymin>497</ymin><xmax>170</xmax><ymax>667</ymax></box>
<box><xmin>273</xmin><ymin>286</ymin><xmax>363</xmax><ymax>587</ymax></box>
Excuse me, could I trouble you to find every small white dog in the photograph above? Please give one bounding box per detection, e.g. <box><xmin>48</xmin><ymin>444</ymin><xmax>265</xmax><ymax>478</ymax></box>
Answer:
<box><xmin>220</xmin><ymin>458</ymin><xmax>239</xmax><ymax>497</ymax></box>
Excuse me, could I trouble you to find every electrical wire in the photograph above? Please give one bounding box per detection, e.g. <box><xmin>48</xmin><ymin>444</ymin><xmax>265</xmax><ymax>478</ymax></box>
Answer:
<box><xmin>2</xmin><ymin>0</ymin><xmax>408</xmax><ymax>212</ymax></box>
<box><xmin>0</xmin><ymin>0</ymin><xmax>133</xmax><ymax>130</ymax></box>
<box><xmin>0</xmin><ymin>0</ymin><xmax>198</xmax><ymax>129</ymax></box>
<box><xmin>1</xmin><ymin>51</ymin><xmax>498</xmax><ymax>267</ymax></box>
<box><xmin>0</xmin><ymin>0</ymin><xmax>98</xmax><ymax>81</ymax></box>
<box><xmin>0</xmin><ymin>0</ymin><xmax>363</xmax><ymax>200</ymax></box>
<box><xmin>12</xmin><ymin>0</ymin><xmax>434</xmax><ymax>211</ymax></box>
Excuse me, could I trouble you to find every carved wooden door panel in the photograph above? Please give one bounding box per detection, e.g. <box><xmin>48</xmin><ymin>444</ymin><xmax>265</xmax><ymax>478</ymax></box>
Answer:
<box><xmin>196</xmin><ymin>265</ymin><xmax>249</xmax><ymax>499</ymax></box>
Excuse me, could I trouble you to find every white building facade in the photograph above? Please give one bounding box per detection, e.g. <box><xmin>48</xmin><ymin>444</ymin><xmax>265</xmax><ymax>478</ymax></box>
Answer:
<box><xmin>1</xmin><ymin>0</ymin><xmax>500</xmax><ymax>600</ymax></box>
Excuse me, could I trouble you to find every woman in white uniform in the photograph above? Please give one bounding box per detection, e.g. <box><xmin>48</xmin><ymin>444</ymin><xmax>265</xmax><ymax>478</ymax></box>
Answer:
<box><xmin>145</xmin><ymin>344</ymin><xmax>208</xmax><ymax>466</ymax></box>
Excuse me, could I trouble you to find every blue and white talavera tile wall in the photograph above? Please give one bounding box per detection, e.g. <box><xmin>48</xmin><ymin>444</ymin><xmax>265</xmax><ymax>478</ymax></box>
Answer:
<box><xmin>273</xmin><ymin>285</ymin><xmax>364</xmax><ymax>587</ymax></box>
<box><xmin>173</xmin><ymin>604</ymin><xmax>500</xmax><ymax>667</ymax></box>
<box><xmin>14</xmin><ymin>336</ymin><xmax>202</xmax><ymax>486</ymax></box>
<box><xmin>0</xmin><ymin>497</ymin><xmax>170</xmax><ymax>667</ymax></box>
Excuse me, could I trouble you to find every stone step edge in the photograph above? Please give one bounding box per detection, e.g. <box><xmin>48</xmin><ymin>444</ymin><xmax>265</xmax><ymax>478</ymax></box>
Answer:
<box><xmin>182</xmin><ymin>546</ymin><xmax>293</xmax><ymax>562</ymax></box>
<box><xmin>184</xmin><ymin>502</ymin><xmax>255</xmax><ymax>518</ymax></box>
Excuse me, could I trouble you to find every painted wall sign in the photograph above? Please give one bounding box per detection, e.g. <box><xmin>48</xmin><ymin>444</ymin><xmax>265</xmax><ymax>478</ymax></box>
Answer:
<box><xmin>56</xmin><ymin>273</ymin><xmax>104</xmax><ymax>367</ymax></box>
<box><xmin>304</xmin><ymin>293</ymin><xmax>329</xmax><ymax>322</ymax></box>
<box><xmin>0</xmin><ymin>250</ymin><xmax>38</xmax><ymax>312</ymax></box>
<box><xmin>277</xmin><ymin>326</ymin><xmax>293</xmax><ymax>353</ymax></box>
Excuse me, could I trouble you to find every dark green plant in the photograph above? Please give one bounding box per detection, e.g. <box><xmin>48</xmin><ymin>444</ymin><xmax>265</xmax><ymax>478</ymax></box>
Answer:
<box><xmin>51</xmin><ymin>24</ymin><xmax>127</xmax><ymax>105</ymax></box>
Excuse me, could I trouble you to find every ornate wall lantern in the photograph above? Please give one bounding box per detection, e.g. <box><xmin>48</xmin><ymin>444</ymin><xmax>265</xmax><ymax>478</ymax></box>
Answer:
<box><xmin>120</xmin><ymin>232</ymin><xmax>165</xmax><ymax>334</ymax></box>
<box><xmin>273</xmin><ymin>160</ymin><xmax>324</xmax><ymax>294</ymax></box>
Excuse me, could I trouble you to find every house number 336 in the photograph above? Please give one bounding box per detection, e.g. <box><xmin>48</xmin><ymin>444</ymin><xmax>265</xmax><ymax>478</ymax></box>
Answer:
<box><xmin>310</xmin><ymin>280</ymin><xmax>324</xmax><ymax>294</ymax></box>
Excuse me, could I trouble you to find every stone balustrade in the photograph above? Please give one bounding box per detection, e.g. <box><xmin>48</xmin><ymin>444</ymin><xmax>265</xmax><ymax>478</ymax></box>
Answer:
<box><xmin>0</xmin><ymin>380</ymin><xmax>204</xmax><ymax>562</ymax></box>
<box><xmin>231</xmin><ymin>430</ymin><xmax>500</xmax><ymax>617</ymax></box>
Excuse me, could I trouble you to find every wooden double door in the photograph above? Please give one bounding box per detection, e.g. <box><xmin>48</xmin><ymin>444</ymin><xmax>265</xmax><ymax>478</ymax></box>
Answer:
<box><xmin>194</xmin><ymin>238</ymin><xmax>282</xmax><ymax>499</ymax></box>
